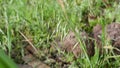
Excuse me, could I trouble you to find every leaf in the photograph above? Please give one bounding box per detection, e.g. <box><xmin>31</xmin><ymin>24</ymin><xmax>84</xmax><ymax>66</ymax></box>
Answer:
<box><xmin>0</xmin><ymin>49</ymin><xmax>18</xmax><ymax>68</ymax></box>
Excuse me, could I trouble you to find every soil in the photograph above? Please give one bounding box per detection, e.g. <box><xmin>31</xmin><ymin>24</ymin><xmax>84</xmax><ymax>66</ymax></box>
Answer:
<box><xmin>57</xmin><ymin>31</ymin><xmax>94</xmax><ymax>58</ymax></box>
<box><xmin>93</xmin><ymin>22</ymin><xmax>120</xmax><ymax>55</ymax></box>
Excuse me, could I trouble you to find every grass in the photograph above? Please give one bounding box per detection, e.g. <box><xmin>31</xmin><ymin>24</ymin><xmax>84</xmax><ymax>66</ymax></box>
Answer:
<box><xmin>0</xmin><ymin>49</ymin><xmax>17</xmax><ymax>68</ymax></box>
<box><xmin>0</xmin><ymin>0</ymin><xmax>120</xmax><ymax>67</ymax></box>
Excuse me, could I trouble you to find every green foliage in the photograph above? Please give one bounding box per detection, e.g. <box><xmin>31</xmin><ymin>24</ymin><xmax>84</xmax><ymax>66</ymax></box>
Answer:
<box><xmin>0</xmin><ymin>49</ymin><xmax>17</xmax><ymax>68</ymax></box>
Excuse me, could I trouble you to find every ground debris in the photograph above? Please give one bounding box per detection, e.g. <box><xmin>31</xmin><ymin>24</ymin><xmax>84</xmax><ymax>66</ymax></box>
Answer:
<box><xmin>18</xmin><ymin>64</ymin><xmax>32</xmax><ymax>68</ymax></box>
<box><xmin>93</xmin><ymin>22</ymin><xmax>120</xmax><ymax>55</ymax></box>
<box><xmin>54</xmin><ymin>31</ymin><xmax>94</xmax><ymax>58</ymax></box>
<box><xmin>19</xmin><ymin>22</ymin><xmax>120</xmax><ymax>68</ymax></box>
<box><xmin>22</xmin><ymin>54</ymin><xmax>50</xmax><ymax>68</ymax></box>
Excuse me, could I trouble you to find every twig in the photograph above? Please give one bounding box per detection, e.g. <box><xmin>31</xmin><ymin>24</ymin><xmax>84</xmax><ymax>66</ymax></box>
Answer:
<box><xmin>18</xmin><ymin>31</ymin><xmax>39</xmax><ymax>55</ymax></box>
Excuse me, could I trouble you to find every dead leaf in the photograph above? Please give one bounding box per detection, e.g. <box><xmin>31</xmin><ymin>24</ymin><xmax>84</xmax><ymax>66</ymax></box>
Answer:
<box><xmin>18</xmin><ymin>64</ymin><xmax>32</xmax><ymax>68</ymax></box>
<box><xmin>22</xmin><ymin>54</ymin><xmax>50</xmax><ymax>68</ymax></box>
<box><xmin>25</xmin><ymin>45</ymin><xmax>37</xmax><ymax>55</ymax></box>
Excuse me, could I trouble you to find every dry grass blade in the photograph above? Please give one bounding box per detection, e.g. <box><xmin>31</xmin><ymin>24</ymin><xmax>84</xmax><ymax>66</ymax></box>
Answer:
<box><xmin>58</xmin><ymin>0</ymin><xmax>65</xmax><ymax>10</ymax></box>
<box><xmin>18</xmin><ymin>31</ymin><xmax>39</xmax><ymax>56</ymax></box>
<box><xmin>57</xmin><ymin>0</ymin><xmax>68</xmax><ymax>21</ymax></box>
<box><xmin>103</xmin><ymin>45</ymin><xmax>113</xmax><ymax>49</ymax></box>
